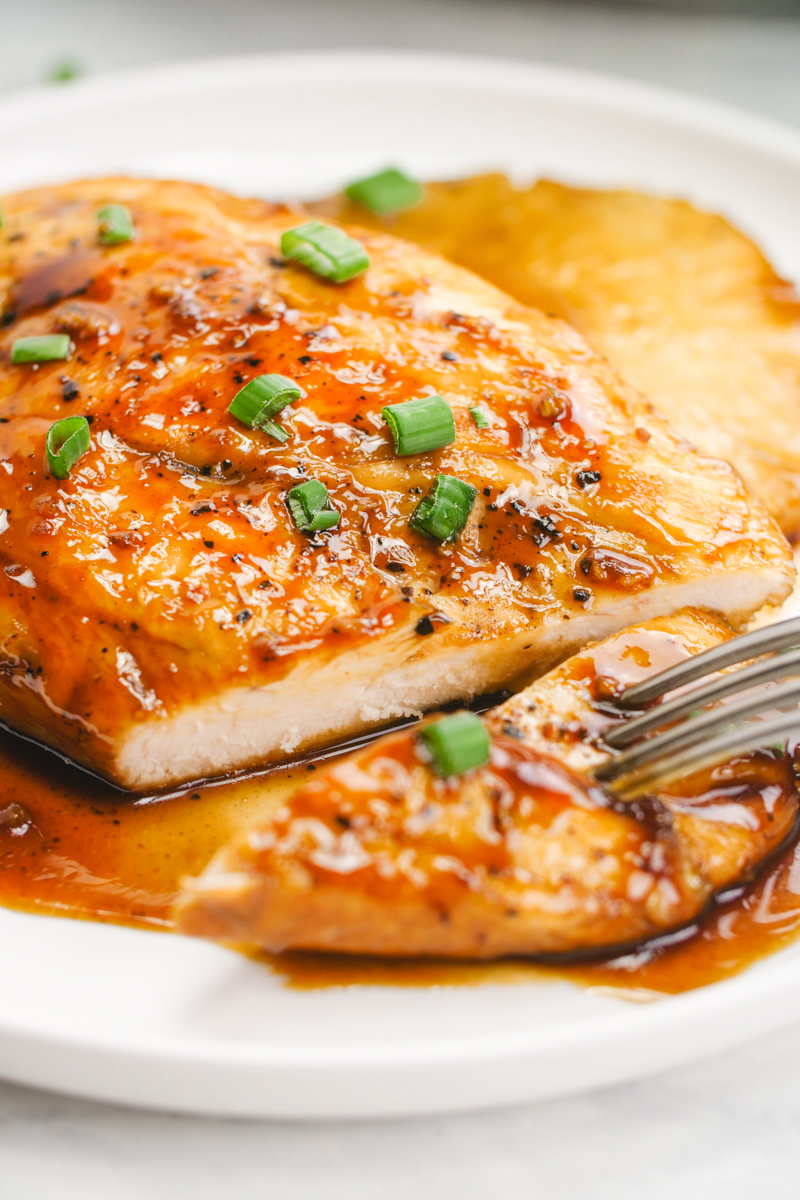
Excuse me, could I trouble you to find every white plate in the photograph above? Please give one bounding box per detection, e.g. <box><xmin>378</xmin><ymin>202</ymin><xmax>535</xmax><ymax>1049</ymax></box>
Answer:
<box><xmin>2</xmin><ymin>52</ymin><xmax>800</xmax><ymax>1120</ymax></box>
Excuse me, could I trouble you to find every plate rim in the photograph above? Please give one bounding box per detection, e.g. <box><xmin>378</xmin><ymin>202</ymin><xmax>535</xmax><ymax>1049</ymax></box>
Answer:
<box><xmin>3</xmin><ymin>49</ymin><xmax>800</xmax><ymax>170</ymax></box>
<box><xmin>2</xmin><ymin>48</ymin><xmax>800</xmax><ymax>1116</ymax></box>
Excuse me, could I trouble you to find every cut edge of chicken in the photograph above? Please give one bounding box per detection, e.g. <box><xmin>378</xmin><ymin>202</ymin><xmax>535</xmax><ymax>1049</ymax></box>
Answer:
<box><xmin>109</xmin><ymin>559</ymin><xmax>790</xmax><ymax>790</ymax></box>
<box><xmin>172</xmin><ymin>604</ymin><xmax>800</xmax><ymax>960</ymax></box>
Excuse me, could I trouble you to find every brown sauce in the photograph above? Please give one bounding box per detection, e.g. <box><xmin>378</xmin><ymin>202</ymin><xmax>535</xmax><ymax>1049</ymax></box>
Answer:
<box><xmin>262</xmin><ymin>821</ymin><xmax>800</xmax><ymax>997</ymax></box>
<box><xmin>1</xmin><ymin>723</ymin><xmax>800</xmax><ymax>998</ymax></box>
<box><xmin>2</xmin><ymin>179</ymin><xmax>789</xmax><ymax>797</ymax></box>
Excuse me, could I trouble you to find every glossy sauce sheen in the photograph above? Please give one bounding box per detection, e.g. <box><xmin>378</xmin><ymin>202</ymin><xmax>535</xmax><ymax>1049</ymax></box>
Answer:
<box><xmin>320</xmin><ymin>174</ymin><xmax>800</xmax><ymax>539</ymax></box>
<box><xmin>0</xmin><ymin>630</ymin><xmax>798</xmax><ymax>996</ymax></box>
<box><xmin>0</xmin><ymin>179</ymin><xmax>796</xmax><ymax>989</ymax></box>
<box><xmin>174</xmin><ymin>609</ymin><xmax>800</xmax><ymax>959</ymax></box>
<box><xmin>0</xmin><ymin>178</ymin><xmax>791</xmax><ymax>790</ymax></box>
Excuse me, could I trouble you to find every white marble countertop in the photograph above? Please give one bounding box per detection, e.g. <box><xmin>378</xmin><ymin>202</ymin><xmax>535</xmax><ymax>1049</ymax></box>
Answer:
<box><xmin>3</xmin><ymin>2</ymin><xmax>800</xmax><ymax>1195</ymax></box>
<box><xmin>2</xmin><ymin>1022</ymin><xmax>800</xmax><ymax>1199</ymax></box>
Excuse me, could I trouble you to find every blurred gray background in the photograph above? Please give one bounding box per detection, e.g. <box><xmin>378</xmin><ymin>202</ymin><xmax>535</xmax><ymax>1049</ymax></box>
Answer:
<box><xmin>3</xmin><ymin>0</ymin><xmax>800</xmax><ymax>129</ymax></box>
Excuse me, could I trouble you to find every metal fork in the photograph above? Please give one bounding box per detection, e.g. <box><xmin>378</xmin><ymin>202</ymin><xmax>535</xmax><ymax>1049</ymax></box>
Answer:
<box><xmin>593</xmin><ymin>616</ymin><xmax>800</xmax><ymax>800</ymax></box>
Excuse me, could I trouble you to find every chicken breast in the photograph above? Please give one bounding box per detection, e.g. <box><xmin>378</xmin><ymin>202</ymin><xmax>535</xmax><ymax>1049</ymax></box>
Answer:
<box><xmin>0</xmin><ymin>178</ymin><xmax>792</xmax><ymax>790</ymax></box>
<box><xmin>319</xmin><ymin>175</ymin><xmax>800</xmax><ymax>538</ymax></box>
<box><xmin>175</xmin><ymin>610</ymin><xmax>799</xmax><ymax>958</ymax></box>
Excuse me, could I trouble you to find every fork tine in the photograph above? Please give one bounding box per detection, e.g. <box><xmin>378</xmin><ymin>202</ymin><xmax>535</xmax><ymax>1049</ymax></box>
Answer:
<box><xmin>595</xmin><ymin>677</ymin><xmax>800</xmax><ymax>783</ymax></box>
<box><xmin>616</xmin><ymin>616</ymin><xmax>800</xmax><ymax>709</ymax></box>
<box><xmin>603</xmin><ymin>709</ymin><xmax>800</xmax><ymax>801</ymax></box>
<box><xmin>603</xmin><ymin>644</ymin><xmax>800</xmax><ymax>749</ymax></box>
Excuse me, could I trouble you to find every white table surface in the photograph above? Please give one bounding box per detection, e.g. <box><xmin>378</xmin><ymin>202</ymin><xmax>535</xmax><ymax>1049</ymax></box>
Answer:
<box><xmin>3</xmin><ymin>1</ymin><xmax>800</xmax><ymax>1195</ymax></box>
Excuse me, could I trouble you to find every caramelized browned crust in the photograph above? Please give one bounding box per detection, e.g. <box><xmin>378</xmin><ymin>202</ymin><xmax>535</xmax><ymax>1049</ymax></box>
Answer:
<box><xmin>175</xmin><ymin>611</ymin><xmax>799</xmax><ymax>958</ymax></box>
<box><xmin>319</xmin><ymin>175</ymin><xmax>800</xmax><ymax>538</ymax></box>
<box><xmin>0</xmin><ymin>178</ymin><xmax>792</xmax><ymax>788</ymax></box>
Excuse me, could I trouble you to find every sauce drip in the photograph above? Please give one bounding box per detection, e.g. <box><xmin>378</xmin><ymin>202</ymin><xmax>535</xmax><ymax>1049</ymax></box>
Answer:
<box><xmin>1</xmin><ymin>723</ymin><xmax>799</xmax><ymax>997</ymax></box>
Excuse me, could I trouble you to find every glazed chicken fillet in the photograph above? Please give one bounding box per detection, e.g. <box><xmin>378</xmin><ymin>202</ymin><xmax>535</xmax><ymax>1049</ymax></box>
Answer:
<box><xmin>175</xmin><ymin>610</ymin><xmax>800</xmax><ymax>958</ymax></box>
<box><xmin>0</xmin><ymin>178</ymin><xmax>793</xmax><ymax>790</ymax></box>
<box><xmin>321</xmin><ymin>174</ymin><xmax>800</xmax><ymax>538</ymax></box>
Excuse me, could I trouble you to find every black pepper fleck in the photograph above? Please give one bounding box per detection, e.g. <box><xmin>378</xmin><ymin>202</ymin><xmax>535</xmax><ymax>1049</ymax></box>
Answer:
<box><xmin>60</xmin><ymin>377</ymin><xmax>79</xmax><ymax>402</ymax></box>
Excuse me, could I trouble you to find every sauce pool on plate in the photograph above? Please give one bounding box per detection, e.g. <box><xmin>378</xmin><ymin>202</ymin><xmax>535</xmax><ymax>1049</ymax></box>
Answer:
<box><xmin>0</xmin><ymin>722</ymin><xmax>798</xmax><ymax>997</ymax></box>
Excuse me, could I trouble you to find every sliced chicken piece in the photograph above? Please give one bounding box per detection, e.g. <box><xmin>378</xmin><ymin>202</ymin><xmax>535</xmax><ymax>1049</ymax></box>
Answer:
<box><xmin>318</xmin><ymin>175</ymin><xmax>800</xmax><ymax>538</ymax></box>
<box><xmin>175</xmin><ymin>610</ymin><xmax>799</xmax><ymax>958</ymax></box>
<box><xmin>0</xmin><ymin>178</ymin><xmax>792</xmax><ymax>790</ymax></box>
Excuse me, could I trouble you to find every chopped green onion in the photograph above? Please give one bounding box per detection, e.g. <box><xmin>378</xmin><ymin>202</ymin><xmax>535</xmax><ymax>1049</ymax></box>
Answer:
<box><xmin>228</xmin><ymin>373</ymin><xmax>301</xmax><ymax>442</ymax></box>
<box><xmin>48</xmin><ymin>60</ymin><xmax>82</xmax><ymax>84</ymax></box>
<box><xmin>97</xmin><ymin>204</ymin><xmax>133</xmax><ymax>245</ymax></box>
<box><xmin>45</xmin><ymin>416</ymin><xmax>91</xmax><ymax>479</ymax></box>
<box><xmin>410</xmin><ymin>474</ymin><xmax>477</xmax><ymax>542</ymax></box>
<box><xmin>287</xmin><ymin>478</ymin><xmax>340</xmax><ymax>533</ymax></box>
<box><xmin>420</xmin><ymin>712</ymin><xmax>490</xmax><ymax>777</ymax></box>
<box><xmin>344</xmin><ymin>167</ymin><xmax>424</xmax><ymax>215</ymax></box>
<box><xmin>469</xmin><ymin>406</ymin><xmax>490</xmax><ymax>429</ymax></box>
<box><xmin>11</xmin><ymin>335</ymin><xmax>70</xmax><ymax>363</ymax></box>
<box><xmin>280</xmin><ymin>221</ymin><xmax>369</xmax><ymax>283</ymax></box>
<box><xmin>382</xmin><ymin>394</ymin><xmax>455</xmax><ymax>456</ymax></box>
<box><xmin>0</xmin><ymin>205</ymin><xmax>4</xmax><ymax>229</ymax></box>
<box><xmin>255</xmin><ymin>420</ymin><xmax>289</xmax><ymax>444</ymax></box>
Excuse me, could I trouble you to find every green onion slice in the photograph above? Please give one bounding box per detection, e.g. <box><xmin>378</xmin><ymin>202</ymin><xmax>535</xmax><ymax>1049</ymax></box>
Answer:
<box><xmin>382</xmin><ymin>394</ymin><xmax>455</xmax><ymax>457</ymax></box>
<box><xmin>409</xmin><ymin>474</ymin><xmax>477</xmax><ymax>542</ymax></box>
<box><xmin>97</xmin><ymin>204</ymin><xmax>134</xmax><ymax>245</ymax></box>
<box><xmin>45</xmin><ymin>415</ymin><xmax>91</xmax><ymax>479</ymax></box>
<box><xmin>228</xmin><ymin>373</ymin><xmax>301</xmax><ymax>442</ymax></box>
<box><xmin>11</xmin><ymin>335</ymin><xmax>71</xmax><ymax>363</ymax></box>
<box><xmin>344</xmin><ymin>167</ymin><xmax>424</xmax><ymax>215</ymax></box>
<box><xmin>469</xmin><ymin>406</ymin><xmax>490</xmax><ymax>429</ymax></box>
<box><xmin>420</xmin><ymin>712</ymin><xmax>490</xmax><ymax>777</ymax></box>
<box><xmin>280</xmin><ymin>221</ymin><xmax>369</xmax><ymax>283</ymax></box>
<box><xmin>287</xmin><ymin>478</ymin><xmax>340</xmax><ymax>533</ymax></box>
